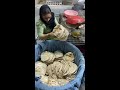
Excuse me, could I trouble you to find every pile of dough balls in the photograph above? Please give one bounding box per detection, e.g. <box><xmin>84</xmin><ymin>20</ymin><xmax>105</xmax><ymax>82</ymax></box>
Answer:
<box><xmin>35</xmin><ymin>51</ymin><xmax>78</xmax><ymax>86</ymax></box>
<box><xmin>52</xmin><ymin>25</ymin><xmax>69</xmax><ymax>41</ymax></box>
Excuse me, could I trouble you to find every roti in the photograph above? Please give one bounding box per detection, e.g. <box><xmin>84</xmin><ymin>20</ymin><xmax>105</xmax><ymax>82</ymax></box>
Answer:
<box><xmin>61</xmin><ymin>60</ymin><xmax>70</xmax><ymax>76</ymax></box>
<box><xmin>67</xmin><ymin>62</ymin><xmax>78</xmax><ymax>75</ymax></box>
<box><xmin>52</xmin><ymin>25</ymin><xmax>69</xmax><ymax>40</ymax></box>
<box><xmin>54</xmin><ymin>51</ymin><xmax>63</xmax><ymax>58</ymax></box>
<box><xmin>63</xmin><ymin>52</ymin><xmax>75</xmax><ymax>62</ymax></box>
<box><xmin>36</xmin><ymin>51</ymin><xmax>78</xmax><ymax>86</ymax></box>
<box><xmin>48</xmin><ymin>78</ymin><xmax>59</xmax><ymax>86</ymax></box>
<box><xmin>47</xmin><ymin>52</ymin><xmax>55</xmax><ymax>63</ymax></box>
<box><xmin>35</xmin><ymin>61</ymin><xmax>47</xmax><ymax>77</ymax></box>
<box><xmin>41</xmin><ymin>51</ymin><xmax>55</xmax><ymax>63</ymax></box>
<box><xmin>41</xmin><ymin>51</ymin><xmax>50</xmax><ymax>61</ymax></box>
<box><xmin>40</xmin><ymin>75</ymin><xmax>49</xmax><ymax>84</ymax></box>
<box><xmin>57</xmin><ymin>79</ymin><xmax>69</xmax><ymax>86</ymax></box>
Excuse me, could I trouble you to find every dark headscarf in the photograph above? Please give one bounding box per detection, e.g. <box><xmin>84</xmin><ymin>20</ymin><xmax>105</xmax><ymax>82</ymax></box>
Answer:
<box><xmin>39</xmin><ymin>4</ymin><xmax>56</xmax><ymax>31</ymax></box>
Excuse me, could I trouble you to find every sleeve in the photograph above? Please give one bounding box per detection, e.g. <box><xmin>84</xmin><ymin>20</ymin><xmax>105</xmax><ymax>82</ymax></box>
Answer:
<box><xmin>36</xmin><ymin>22</ymin><xmax>44</xmax><ymax>37</ymax></box>
<box><xmin>55</xmin><ymin>17</ymin><xmax>59</xmax><ymax>25</ymax></box>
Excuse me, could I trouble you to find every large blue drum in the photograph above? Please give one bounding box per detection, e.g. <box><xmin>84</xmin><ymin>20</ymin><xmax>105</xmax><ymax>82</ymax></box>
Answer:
<box><xmin>35</xmin><ymin>40</ymin><xmax>85</xmax><ymax>90</ymax></box>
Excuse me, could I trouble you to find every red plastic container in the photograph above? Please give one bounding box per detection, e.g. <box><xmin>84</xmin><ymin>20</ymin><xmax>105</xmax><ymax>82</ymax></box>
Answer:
<box><xmin>64</xmin><ymin>10</ymin><xmax>78</xmax><ymax>18</ymax></box>
<box><xmin>66</xmin><ymin>16</ymin><xmax>85</xmax><ymax>24</ymax></box>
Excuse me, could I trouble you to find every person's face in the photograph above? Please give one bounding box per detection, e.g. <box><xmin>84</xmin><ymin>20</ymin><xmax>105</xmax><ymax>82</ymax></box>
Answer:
<box><xmin>42</xmin><ymin>13</ymin><xmax>52</xmax><ymax>22</ymax></box>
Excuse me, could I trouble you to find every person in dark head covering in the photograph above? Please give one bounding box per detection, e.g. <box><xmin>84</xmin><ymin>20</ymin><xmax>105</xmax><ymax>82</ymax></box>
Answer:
<box><xmin>36</xmin><ymin>4</ymin><xmax>59</xmax><ymax>40</ymax></box>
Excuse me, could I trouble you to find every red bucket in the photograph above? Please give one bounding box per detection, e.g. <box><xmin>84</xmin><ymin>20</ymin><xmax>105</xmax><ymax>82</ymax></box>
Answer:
<box><xmin>64</xmin><ymin>10</ymin><xmax>78</xmax><ymax>18</ymax></box>
<box><xmin>66</xmin><ymin>16</ymin><xmax>85</xmax><ymax>25</ymax></box>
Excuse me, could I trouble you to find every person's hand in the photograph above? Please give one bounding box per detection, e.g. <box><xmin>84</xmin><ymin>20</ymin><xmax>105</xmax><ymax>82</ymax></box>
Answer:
<box><xmin>49</xmin><ymin>32</ymin><xmax>56</xmax><ymax>37</ymax></box>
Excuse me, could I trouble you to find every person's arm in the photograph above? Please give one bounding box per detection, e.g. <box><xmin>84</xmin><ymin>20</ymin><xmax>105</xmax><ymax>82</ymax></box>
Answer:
<box><xmin>39</xmin><ymin>33</ymin><xmax>50</xmax><ymax>40</ymax></box>
<box><xmin>40</xmin><ymin>32</ymin><xmax>55</xmax><ymax>40</ymax></box>
<box><xmin>36</xmin><ymin>22</ymin><xmax>55</xmax><ymax>40</ymax></box>
<box><xmin>36</xmin><ymin>22</ymin><xmax>50</xmax><ymax>40</ymax></box>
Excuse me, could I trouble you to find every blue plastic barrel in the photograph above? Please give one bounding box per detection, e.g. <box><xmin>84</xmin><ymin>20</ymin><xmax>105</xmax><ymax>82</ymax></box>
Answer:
<box><xmin>35</xmin><ymin>40</ymin><xmax>85</xmax><ymax>90</ymax></box>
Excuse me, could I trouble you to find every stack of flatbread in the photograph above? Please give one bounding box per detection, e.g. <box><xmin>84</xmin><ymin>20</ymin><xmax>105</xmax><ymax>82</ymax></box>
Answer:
<box><xmin>46</xmin><ymin>60</ymin><xmax>77</xmax><ymax>79</ymax></box>
<box><xmin>35</xmin><ymin>51</ymin><xmax>78</xmax><ymax>86</ymax></box>
<box><xmin>63</xmin><ymin>52</ymin><xmax>75</xmax><ymax>62</ymax></box>
<box><xmin>40</xmin><ymin>75</ymin><xmax>49</xmax><ymax>84</ymax></box>
<box><xmin>52</xmin><ymin>25</ymin><xmax>69</xmax><ymax>41</ymax></box>
<box><xmin>35</xmin><ymin>61</ymin><xmax>47</xmax><ymax>77</ymax></box>
<box><xmin>54</xmin><ymin>51</ymin><xmax>63</xmax><ymax>59</ymax></box>
<box><xmin>41</xmin><ymin>51</ymin><xmax>55</xmax><ymax>64</ymax></box>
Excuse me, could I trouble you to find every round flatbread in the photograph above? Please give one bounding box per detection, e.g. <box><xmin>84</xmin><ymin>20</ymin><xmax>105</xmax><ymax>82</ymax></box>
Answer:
<box><xmin>36</xmin><ymin>51</ymin><xmax>78</xmax><ymax>86</ymax></box>
<box><xmin>50</xmin><ymin>53</ymin><xmax>55</xmax><ymax>62</ymax></box>
<box><xmin>47</xmin><ymin>52</ymin><xmax>55</xmax><ymax>63</ymax></box>
<box><xmin>67</xmin><ymin>62</ymin><xmax>78</xmax><ymax>75</ymax></box>
<box><xmin>48</xmin><ymin>78</ymin><xmax>59</xmax><ymax>86</ymax></box>
<box><xmin>41</xmin><ymin>51</ymin><xmax>55</xmax><ymax>63</ymax></box>
<box><xmin>63</xmin><ymin>62</ymin><xmax>71</xmax><ymax>76</ymax></box>
<box><xmin>66</xmin><ymin>75</ymin><xmax>75</xmax><ymax>81</ymax></box>
<box><xmin>40</xmin><ymin>75</ymin><xmax>49</xmax><ymax>84</ymax></box>
<box><xmin>60</xmin><ymin>60</ymin><xmax>70</xmax><ymax>76</ymax></box>
<box><xmin>53</xmin><ymin>62</ymin><xmax>63</xmax><ymax>78</ymax></box>
<box><xmin>46</xmin><ymin>64</ymin><xmax>53</xmax><ymax>77</ymax></box>
<box><xmin>57</xmin><ymin>79</ymin><xmax>69</xmax><ymax>86</ymax></box>
<box><xmin>54</xmin><ymin>51</ymin><xmax>63</xmax><ymax>58</ymax></box>
<box><xmin>63</xmin><ymin>52</ymin><xmax>75</xmax><ymax>62</ymax></box>
<box><xmin>41</xmin><ymin>51</ymin><xmax>50</xmax><ymax>61</ymax></box>
<box><xmin>35</xmin><ymin>61</ymin><xmax>47</xmax><ymax>77</ymax></box>
<box><xmin>53</xmin><ymin>25</ymin><xmax>68</xmax><ymax>40</ymax></box>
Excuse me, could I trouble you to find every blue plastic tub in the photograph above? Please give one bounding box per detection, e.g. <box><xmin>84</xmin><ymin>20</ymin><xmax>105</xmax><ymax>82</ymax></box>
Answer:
<box><xmin>35</xmin><ymin>40</ymin><xmax>85</xmax><ymax>90</ymax></box>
